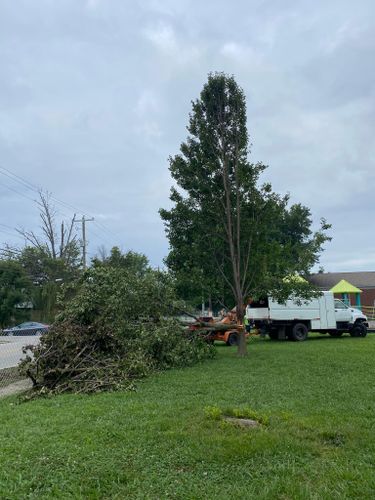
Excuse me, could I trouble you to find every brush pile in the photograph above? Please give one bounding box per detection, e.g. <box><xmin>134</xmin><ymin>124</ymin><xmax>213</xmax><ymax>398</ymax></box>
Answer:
<box><xmin>19</xmin><ymin>265</ymin><xmax>214</xmax><ymax>397</ymax></box>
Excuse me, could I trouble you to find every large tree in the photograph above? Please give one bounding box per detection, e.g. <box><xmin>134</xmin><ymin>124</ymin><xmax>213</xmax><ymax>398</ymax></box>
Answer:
<box><xmin>160</xmin><ymin>73</ymin><xmax>330</xmax><ymax>356</ymax></box>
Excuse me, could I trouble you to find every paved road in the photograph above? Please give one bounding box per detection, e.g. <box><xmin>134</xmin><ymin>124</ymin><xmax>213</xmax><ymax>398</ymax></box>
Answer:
<box><xmin>0</xmin><ymin>335</ymin><xmax>40</xmax><ymax>370</ymax></box>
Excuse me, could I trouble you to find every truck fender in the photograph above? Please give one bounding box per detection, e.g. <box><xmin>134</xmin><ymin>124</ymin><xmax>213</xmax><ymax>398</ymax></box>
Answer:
<box><xmin>223</xmin><ymin>329</ymin><xmax>237</xmax><ymax>342</ymax></box>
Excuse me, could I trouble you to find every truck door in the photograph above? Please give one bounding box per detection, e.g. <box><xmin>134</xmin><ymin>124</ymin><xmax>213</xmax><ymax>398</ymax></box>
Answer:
<box><xmin>334</xmin><ymin>299</ymin><xmax>352</xmax><ymax>325</ymax></box>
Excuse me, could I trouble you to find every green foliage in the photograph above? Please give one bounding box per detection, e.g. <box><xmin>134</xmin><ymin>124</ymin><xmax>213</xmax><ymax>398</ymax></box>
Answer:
<box><xmin>58</xmin><ymin>265</ymin><xmax>177</xmax><ymax>326</ymax></box>
<box><xmin>19</xmin><ymin>246</ymin><xmax>81</xmax><ymax>285</ymax></box>
<box><xmin>0</xmin><ymin>245</ymin><xmax>82</xmax><ymax>324</ymax></box>
<box><xmin>93</xmin><ymin>247</ymin><xmax>149</xmax><ymax>276</ymax></box>
<box><xmin>160</xmin><ymin>73</ymin><xmax>331</xmax><ymax>310</ymax></box>
<box><xmin>0</xmin><ymin>260</ymin><xmax>32</xmax><ymax>327</ymax></box>
<box><xmin>31</xmin><ymin>281</ymin><xmax>59</xmax><ymax>323</ymax></box>
<box><xmin>18</xmin><ymin>246</ymin><xmax>82</xmax><ymax>322</ymax></box>
<box><xmin>20</xmin><ymin>263</ymin><xmax>214</xmax><ymax>396</ymax></box>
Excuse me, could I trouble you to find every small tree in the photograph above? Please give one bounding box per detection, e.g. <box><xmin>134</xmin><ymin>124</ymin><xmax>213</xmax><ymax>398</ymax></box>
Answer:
<box><xmin>160</xmin><ymin>73</ymin><xmax>330</xmax><ymax>356</ymax></box>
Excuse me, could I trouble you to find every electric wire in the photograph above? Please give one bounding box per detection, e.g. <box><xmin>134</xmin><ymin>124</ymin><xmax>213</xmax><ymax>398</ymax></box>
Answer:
<box><xmin>0</xmin><ymin>164</ymin><xmax>121</xmax><ymax>244</ymax></box>
<box><xmin>0</xmin><ymin>180</ymin><xmax>38</xmax><ymax>203</ymax></box>
<box><xmin>0</xmin><ymin>228</ymin><xmax>23</xmax><ymax>240</ymax></box>
<box><xmin>0</xmin><ymin>223</ymin><xmax>15</xmax><ymax>230</ymax></box>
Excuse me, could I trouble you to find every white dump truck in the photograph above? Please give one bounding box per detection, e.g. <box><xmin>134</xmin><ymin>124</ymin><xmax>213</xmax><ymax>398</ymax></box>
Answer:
<box><xmin>246</xmin><ymin>291</ymin><xmax>368</xmax><ymax>341</ymax></box>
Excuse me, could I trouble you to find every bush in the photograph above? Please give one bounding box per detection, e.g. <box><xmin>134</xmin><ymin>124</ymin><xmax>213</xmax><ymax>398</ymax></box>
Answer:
<box><xmin>19</xmin><ymin>265</ymin><xmax>214</xmax><ymax>396</ymax></box>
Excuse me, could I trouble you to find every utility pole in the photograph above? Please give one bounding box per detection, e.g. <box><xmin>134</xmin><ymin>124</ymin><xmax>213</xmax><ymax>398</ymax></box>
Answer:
<box><xmin>74</xmin><ymin>216</ymin><xmax>94</xmax><ymax>270</ymax></box>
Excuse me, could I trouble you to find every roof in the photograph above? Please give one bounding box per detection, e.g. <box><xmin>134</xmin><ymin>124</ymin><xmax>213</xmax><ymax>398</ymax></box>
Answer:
<box><xmin>330</xmin><ymin>279</ymin><xmax>362</xmax><ymax>294</ymax></box>
<box><xmin>308</xmin><ymin>271</ymin><xmax>375</xmax><ymax>290</ymax></box>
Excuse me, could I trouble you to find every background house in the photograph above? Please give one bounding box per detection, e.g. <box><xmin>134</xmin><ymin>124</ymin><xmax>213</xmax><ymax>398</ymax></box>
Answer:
<box><xmin>309</xmin><ymin>272</ymin><xmax>375</xmax><ymax>307</ymax></box>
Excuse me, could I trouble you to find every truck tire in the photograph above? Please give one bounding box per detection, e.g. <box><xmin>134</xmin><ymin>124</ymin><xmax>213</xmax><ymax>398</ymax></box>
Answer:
<box><xmin>329</xmin><ymin>331</ymin><xmax>343</xmax><ymax>337</ymax></box>
<box><xmin>290</xmin><ymin>323</ymin><xmax>308</xmax><ymax>341</ymax></box>
<box><xmin>350</xmin><ymin>322</ymin><xmax>367</xmax><ymax>338</ymax></box>
<box><xmin>226</xmin><ymin>333</ymin><xmax>238</xmax><ymax>346</ymax></box>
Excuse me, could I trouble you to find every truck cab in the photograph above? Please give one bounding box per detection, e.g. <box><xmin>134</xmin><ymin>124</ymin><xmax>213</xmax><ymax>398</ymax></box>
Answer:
<box><xmin>334</xmin><ymin>299</ymin><xmax>362</xmax><ymax>325</ymax></box>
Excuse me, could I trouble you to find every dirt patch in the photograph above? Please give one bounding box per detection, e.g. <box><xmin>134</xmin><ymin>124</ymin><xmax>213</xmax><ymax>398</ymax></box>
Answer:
<box><xmin>320</xmin><ymin>431</ymin><xmax>345</xmax><ymax>447</ymax></box>
<box><xmin>224</xmin><ymin>417</ymin><xmax>259</xmax><ymax>428</ymax></box>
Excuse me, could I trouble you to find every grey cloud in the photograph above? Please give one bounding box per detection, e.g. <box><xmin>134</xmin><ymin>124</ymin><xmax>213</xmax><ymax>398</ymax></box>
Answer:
<box><xmin>0</xmin><ymin>0</ymin><xmax>374</xmax><ymax>270</ymax></box>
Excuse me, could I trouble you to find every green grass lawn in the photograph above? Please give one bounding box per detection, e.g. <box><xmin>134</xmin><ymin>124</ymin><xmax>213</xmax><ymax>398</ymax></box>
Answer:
<box><xmin>1</xmin><ymin>335</ymin><xmax>375</xmax><ymax>499</ymax></box>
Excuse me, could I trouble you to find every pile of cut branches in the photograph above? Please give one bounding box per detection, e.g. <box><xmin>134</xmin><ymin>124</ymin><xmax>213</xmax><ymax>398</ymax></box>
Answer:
<box><xmin>19</xmin><ymin>264</ymin><xmax>214</xmax><ymax>397</ymax></box>
<box><xmin>20</xmin><ymin>322</ymin><xmax>144</xmax><ymax>395</ymax></box>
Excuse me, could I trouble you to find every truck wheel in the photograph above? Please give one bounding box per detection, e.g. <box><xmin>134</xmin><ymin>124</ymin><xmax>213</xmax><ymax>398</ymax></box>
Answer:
<box><xmin>329</xmin><ymin>331</ymin><xmax>343</xmax><ymax>337</ymax></box>
<box><xmin>226</xmin><ymin>333</ymin><xmax>238</xmax><ymax>346</ymax></box>
<box><xmin>290</xmin><ymin>323</ymin><xmax>308</xmax><ymax>341</ymax></box>
<box><xmin>350</xmin><ymin>323</ymin><xmax>367</xmax><ymax>338</ymax></box>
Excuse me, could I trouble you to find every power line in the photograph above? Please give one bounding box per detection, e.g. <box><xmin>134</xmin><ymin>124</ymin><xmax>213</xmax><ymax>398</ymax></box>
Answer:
<box><xmin>0</xmin><ymin>166</ymin><xmax>74</xmax><ymax>216</ymax></box>
<box><xmin>0</xmin><ymin>180</ymin><xmax>37</xmax><ymax>203</ymax></box>
<box><xmin>0</xmin><ymin>164</ymin><xmax>89</xmax><ymax>217</ymax></box>
<box><xmin>0</xmin><ymin>164</ymin><xmax>121</xmax><ymax>243</ymax></box>
<box><xmin>90</xmin><ymin>226</ymin><xmax>111</xmax><ymax>245</ymax></box>
<box><xmin>0</xmin><ymin>223</ymin><xmax>15</xmax><ymax>230</ymax></box>
<box><xmin>0</xmin><ymin>166</ymin><xmax>123</xmax><ymax>268</ymax></box>
<box><xmin>93</xmin><ymin>220</ymin><xmax>120</xmax><ymax>240</ymax></box>
<box><xmin>0</xmin><ymin>228</ymin><xmax>23</xmax><ymax>240</ymax></box>
<box><xmin>0</xmin><ymin>165</ymin><xmax>39</xmax><ymax>191</ymax></box>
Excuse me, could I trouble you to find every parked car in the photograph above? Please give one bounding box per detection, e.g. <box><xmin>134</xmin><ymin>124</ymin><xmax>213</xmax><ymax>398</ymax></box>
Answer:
<box><xmin>2</xmin><ymin>322</ymin><xmax>49</xmax><ymax>336</ymax></box>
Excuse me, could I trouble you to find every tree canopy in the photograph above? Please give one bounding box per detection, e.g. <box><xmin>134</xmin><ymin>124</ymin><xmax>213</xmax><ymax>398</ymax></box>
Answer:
<box><xmin>92</xmin><ymin>247</ymin><xmax>149</xmax><ymax>276</ymax></box>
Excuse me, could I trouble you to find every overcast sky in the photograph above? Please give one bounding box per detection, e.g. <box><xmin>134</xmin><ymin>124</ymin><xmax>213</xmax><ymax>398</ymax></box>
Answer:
<box><xmin>0</xmin><ymin>0</ymin><xmax>374</xmax><ymax>271</ymax></box>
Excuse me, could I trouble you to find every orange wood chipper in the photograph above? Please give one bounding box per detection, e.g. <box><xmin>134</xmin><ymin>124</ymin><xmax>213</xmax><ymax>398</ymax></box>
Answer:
<box><xmin>188</xmin><ymin>311</ymin><xmax>251</xmax><ymax>346</ymax></box>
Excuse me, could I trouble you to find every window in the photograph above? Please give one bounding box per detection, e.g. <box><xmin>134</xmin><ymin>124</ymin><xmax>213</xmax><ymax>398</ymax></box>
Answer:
<box><xmin>334</xmin><ymin>299</ymin><xmax>348</xmax><ymax>310</ymax></box>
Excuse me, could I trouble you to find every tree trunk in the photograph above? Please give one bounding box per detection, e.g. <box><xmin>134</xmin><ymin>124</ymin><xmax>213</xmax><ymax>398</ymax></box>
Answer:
<box><xmin>236</xmin><ymin>302</ymin><xmax>247</xmax><ymax>357</ymax></box>
<box><xmin>208</xmin><ymin>295</ymin><xmax>213</xmax><ymax>316</ymax></box>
